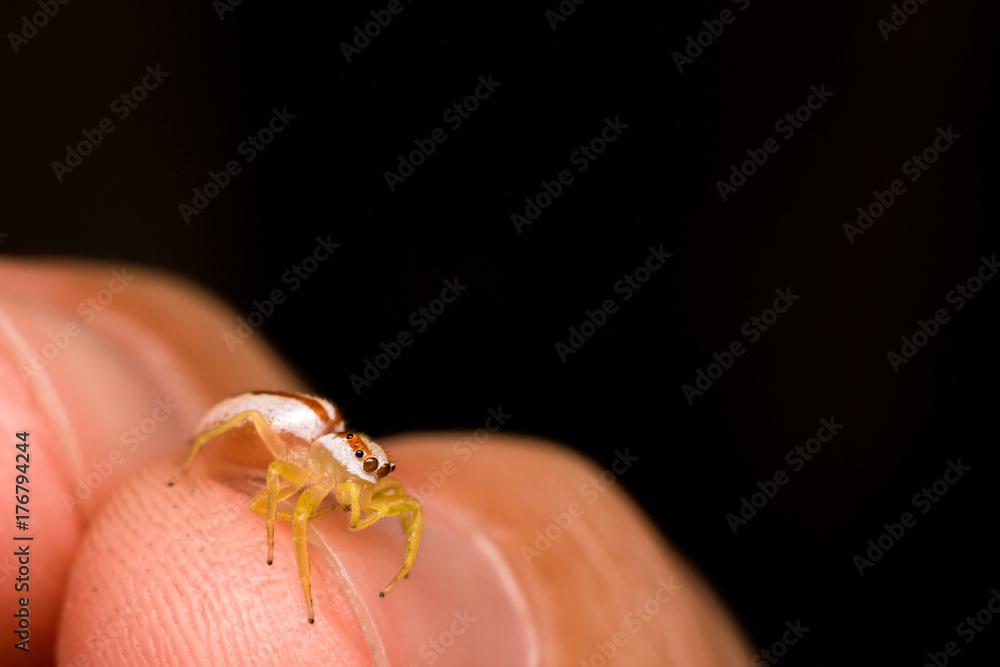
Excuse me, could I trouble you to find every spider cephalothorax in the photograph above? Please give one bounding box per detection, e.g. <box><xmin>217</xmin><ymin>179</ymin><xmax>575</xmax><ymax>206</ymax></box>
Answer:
<box><xmin>318</xmin><ymin>431</ymin><xmax>395</xmax><ymax>482</ymax></box>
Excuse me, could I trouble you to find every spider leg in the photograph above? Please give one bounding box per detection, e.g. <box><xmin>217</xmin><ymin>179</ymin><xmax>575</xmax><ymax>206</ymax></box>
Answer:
<box><xmin>292</xmin><ymin>481</ymin><xmax>335</xmax><ymax>623</ymax></box>
<box><xmin>350</xmin><ymin>488</ymin><xmax>423</xmax><ymax>597</ymax></box>
<box><xmin>337</xmin><ymin>481</ymin><xmax>364</xmax><ymax>526</ymax></box>
<box><xmin>249</xmin><ymin>478</ymin><xmax>303</xmax><ymax>522</ymax></box>
<box><xmin>168</xmin><ymin>410</ymin><xmax>289</xmax><ymax>485</ymax></box>
<box><xmin>263</xmin><ymin>461</ymin><xmax>310</xmax><ymax>565</ymax></box>
<box><xmin>304</xmin><ymin>504</ymin><xmax>339</xmax><ymax>520</ymax></box>
<box><xmin>374</xmin><ymin>477</ymin><xmax>406</xmax><ymax>496</ymax></box>
<box><xmin>251</xmin><ymin>478</ymin><xmax>342</xmax><ymax>525</ymax></box>
<box><xmin>372</xmin><ymin>477</ymin><xmax>412</xmax><ymax>533</ymax></box>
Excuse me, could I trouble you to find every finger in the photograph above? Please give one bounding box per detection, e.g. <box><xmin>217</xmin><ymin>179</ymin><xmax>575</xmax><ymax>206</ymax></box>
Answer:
<box><xmin>382</xmin><ymin>433</ymin><xmax>753</xmax><ymax>666</ymax></box>
<box><xmin>0</xmin><ymin>258</ymin><xmax>305</xmax><ymax>664</ymax></box>
<box><xmin>58</xmin><ymin>433</ymin><xmax>750</xmax><ymax>666</ymax></box>
<box><xmin>1</xmin><ymin>257</ymin><xmax>751</xmax><ymax>665</ymax></box>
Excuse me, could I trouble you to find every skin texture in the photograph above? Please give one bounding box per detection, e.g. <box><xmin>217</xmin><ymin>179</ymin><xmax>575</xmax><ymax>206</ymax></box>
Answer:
<box><xmin>0</xmin><ymin>258</ymin><xmax>752</xmax><ymax>666</ymax></box>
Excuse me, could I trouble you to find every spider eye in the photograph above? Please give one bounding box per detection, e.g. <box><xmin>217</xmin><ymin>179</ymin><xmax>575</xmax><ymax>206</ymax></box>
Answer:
<box><xmin>363</xmin><ymin>457</ymin><xmax>378</xmax><ymax>473</ymax></box>
<box><xmin>389</xmin><ymin>463</ymin><xmax>395</xmax><ymax>472</ymax></box>
<box><xmin>354</xmin><ymin>450</ymin><xmax>364</xmax><ymax>458</ymax></box>
<box><xmin>346</xmin><ymin>433</ymin><xmax>354</xmax><ymax>439</ymax></box>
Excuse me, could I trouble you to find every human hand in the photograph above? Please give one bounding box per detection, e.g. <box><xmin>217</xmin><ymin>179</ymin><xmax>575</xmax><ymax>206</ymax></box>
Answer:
<box><xmin>0</xmin><ymin>258</ymin><xmax>750</xmax><ymax>665</ymax></box>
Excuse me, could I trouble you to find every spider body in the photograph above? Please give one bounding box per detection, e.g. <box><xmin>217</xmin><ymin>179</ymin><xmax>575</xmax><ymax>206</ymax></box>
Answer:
<box><xmin>168</xmin><ymin>391</ymin><xmax>423</xmax><ymax>623</ymax></box>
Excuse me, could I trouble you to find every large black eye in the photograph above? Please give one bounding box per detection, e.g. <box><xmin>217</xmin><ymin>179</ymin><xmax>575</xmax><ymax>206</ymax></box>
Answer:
<box><xmin>354</xmin><ymin>450</ymin><xmax>364</xmax><ymax>458</ymax></box>
<box><xmin>346</xmin><ymin>433</ymin><xmax>354</xmax><ymax>439</ymax></box>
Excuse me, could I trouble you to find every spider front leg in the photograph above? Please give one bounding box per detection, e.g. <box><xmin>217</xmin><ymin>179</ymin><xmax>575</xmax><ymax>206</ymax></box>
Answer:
<box><xmin>253</xmin><ymin>461</ymin><xmax>310</xmax><ymax>565</ymax></box>
<box><xmin>249</xmin><ymin>479</ymin><xmax>302</xmax><ymax>523</ymax></box>
<box><xmin>292</xmin><ymin>481</ymin><xmax>336</xmax><ymax>623</ymax></box>
<box><xmin>249</xmin><ymin>470</ymin><xmax>305</xmax><ymax>564</ymax></box>
<box><xmin>368</xmin><ymin>477</ymin><xmax>414</xmax><ymax>534</ymax></box>
<box><xmin>349</xmin><ymin>481</ymin><xmax>424</xmax><ymax>597</ymax></box>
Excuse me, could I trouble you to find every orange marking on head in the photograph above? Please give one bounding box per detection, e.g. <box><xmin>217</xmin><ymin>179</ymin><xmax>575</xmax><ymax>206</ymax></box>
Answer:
<box><xmin>345</xmin><ymin>433</ymin><xmax>373</xmax><ymax>458</ymax></box>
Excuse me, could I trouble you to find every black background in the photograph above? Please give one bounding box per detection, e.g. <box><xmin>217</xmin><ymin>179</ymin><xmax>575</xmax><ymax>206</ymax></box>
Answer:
<box><xmin>2</xmin><ymin>1</ymin><xmax>998</xmax><ymax>665</ymax></box>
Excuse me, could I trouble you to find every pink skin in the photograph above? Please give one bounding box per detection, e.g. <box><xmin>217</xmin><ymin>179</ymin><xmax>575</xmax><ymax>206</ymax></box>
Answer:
<box><xmin>0</xmin><ymin>258</ymin><xmax>751</xmax><ymax>666</ymax></box>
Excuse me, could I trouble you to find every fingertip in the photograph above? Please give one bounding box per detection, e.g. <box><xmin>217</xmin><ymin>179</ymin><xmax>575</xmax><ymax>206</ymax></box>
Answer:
<box><xmin>379</xmin><ymin>433</ymin><xmax>754</xmax><ymax>666</ymax></box>
<box><xmin>58</xmin><ymin>457</ymin><xmax>372</xmax><ymax>665</ymax></box>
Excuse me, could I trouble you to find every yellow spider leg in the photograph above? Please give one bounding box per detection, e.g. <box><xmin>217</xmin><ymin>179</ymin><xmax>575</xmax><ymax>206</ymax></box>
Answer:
<box><xmin>371</xmin><ymin>478</ymin><xmax>411</xmax><ymax>532</ymax></box>
<box><xmin>264</xmin><ymin>461</ymin><xmax>310</xmax><ymax>565</ymax></box>
<box><xmin>292</xmin><ymin>482</ymin><xmax>335</xmax><ymax>623</ymax></box>
<box><xmin>249</xmin><ymin>479</ymin><xmax>304</xmax><ymax>522</ymax></box>
<box><xmin>252</xmin><ymin>484</ymin><xmax>343</xmax><ymax>523</ymax></box>
<box><xmin>374</xmin><ymin>477</ymin><xmax>406</xmax><ymax>495</ymax></box>
<box><xmin>337</xmin><ymin>481</ymin><xmax>364</xmax><ymax>526</ymax></box>
<box><xmin>350</xmin><ymin>491</ymin><xmax>423</xmax><ymax>597</ymax></box>
<box><xmin>304</xmin><ymin>504</ymin><xmax>339</xmax><ymax>520</ymax></box>
<box><xmin>167</xmin><ymin>410</ymin><xmax>289</xmax><ymax>485</ymax></box>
